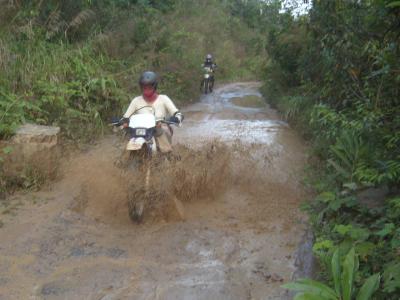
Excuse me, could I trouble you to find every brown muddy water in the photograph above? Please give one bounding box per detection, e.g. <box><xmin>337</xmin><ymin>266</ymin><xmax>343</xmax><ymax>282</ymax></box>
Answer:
<box><xmin>0</xmin><ymin>82</ymin><xmax>312</xmax><ymax>299</ymax></box>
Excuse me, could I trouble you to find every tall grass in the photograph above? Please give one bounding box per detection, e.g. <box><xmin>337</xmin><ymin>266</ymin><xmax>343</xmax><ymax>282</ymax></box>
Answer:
<box><xmin>0</xmin><ymin>35</ymin><xmax>125</xmax><ymax>139</ymax></box>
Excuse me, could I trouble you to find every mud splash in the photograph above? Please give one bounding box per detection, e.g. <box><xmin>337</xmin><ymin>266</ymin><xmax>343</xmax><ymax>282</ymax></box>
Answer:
<box><xmin>112</xmin><ymin>140</ymin><xmax>234</xmax><ymax>223</ymax></box>
<box><xmin>68</xmin><ymin>137</ymin><xmax>278</xmax><ymax>225</ymax></box>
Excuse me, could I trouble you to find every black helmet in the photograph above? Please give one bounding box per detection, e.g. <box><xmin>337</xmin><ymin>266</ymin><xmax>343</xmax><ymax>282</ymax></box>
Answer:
<box><xmin>139</xmin><ymin>71</ymin><xmax>158</xmax><ymax>89</ymax></box>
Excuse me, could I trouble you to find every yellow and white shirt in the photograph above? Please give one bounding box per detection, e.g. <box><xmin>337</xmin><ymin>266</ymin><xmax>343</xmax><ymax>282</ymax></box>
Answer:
<box><xmin>123</xmin><ymin>95</ymin><xmax>179</xmax><ymax>120</ymax></box>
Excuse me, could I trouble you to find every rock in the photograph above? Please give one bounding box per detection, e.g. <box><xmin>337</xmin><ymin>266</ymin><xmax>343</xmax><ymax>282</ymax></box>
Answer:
<box><xmin>293</xmin><ymin>229</ymin><xmax>315</xmax><ymax>280</ymax></box>
<box><xmin>12</xmin><ymin>124</ymin><xmax>60</xmax><ymax>145</ymax></box>
<box><xmin>1</xmin><ymin>124</ymin><xmax>61</xmax><ymax>180</ymax></box>
<box><xmin>270</xmin><ymin>273</ymin><xmax>284</xmax><ymax>282</ymax></box>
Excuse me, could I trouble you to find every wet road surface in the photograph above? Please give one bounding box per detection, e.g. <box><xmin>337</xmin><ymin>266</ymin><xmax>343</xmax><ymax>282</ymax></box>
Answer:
<box><xmin>0</xmin><ymin>82</ymin><xmax>309</xmax><ymax>299</ymax></box>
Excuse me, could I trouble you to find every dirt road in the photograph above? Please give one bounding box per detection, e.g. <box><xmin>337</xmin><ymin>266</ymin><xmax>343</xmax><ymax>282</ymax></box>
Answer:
<box><xmin>0</xmin><ymin>82</ymin><xmax>310</xmax><ymax>299</ymax></box>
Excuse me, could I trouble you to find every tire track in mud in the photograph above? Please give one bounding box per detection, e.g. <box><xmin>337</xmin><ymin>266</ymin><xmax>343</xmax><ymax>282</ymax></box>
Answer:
<box><xmin>0</xmin><ymin>82</ymin><xmax>309</xmax><ymax>300</ymax></box>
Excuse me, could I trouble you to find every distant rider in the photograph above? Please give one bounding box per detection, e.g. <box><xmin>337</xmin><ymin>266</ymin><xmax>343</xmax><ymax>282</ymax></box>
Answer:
<box><xmin>122</xmin><ymin>71</ymin><xmax>183</xmax><ymax>153</ymax></box>
<box><xmin>201</xmin><ymin>54</ymin><xmax>217</xmax><ymax>90</ymax></box>
<box><xmin>202</xmin><ymin>54</ymin><xmax>217</xmax><ymax>70</ymax></box>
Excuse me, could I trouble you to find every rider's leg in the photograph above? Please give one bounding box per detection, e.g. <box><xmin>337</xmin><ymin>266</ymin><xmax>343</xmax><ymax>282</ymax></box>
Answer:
<box><xmin>155</xmin><ymin>124</ymin><xmax>173</xmax><ymax>153</ymax></box>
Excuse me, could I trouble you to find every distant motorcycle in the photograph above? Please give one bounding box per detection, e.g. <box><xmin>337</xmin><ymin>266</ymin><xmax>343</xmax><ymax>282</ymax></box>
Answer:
<box><xmin>200</xmin><ymin>66</ymin><xmax>214</xmax><ymax>94</ymax></box>
<box><xmin>111</xmin><ymin>107</ymin><xmax>182</xmax><ymax>223</ymax></box>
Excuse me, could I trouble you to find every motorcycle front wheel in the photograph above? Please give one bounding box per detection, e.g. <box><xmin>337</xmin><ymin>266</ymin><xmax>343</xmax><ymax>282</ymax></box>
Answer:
<box><xmin>203</xmin><ymin>78</ymin><xmax>209</xmax><ymax>94</ymax></box>
<box><xmin>128</xmin><ymin>191</ymin><xmax>145</xmax><ymax>223</ymax></box>
<box><xmin>127</xmin><ymin>148</ymin><xmax>151</xmax><ymax>223</ymax></box>
<box><xmin>209</xmin><ymin>77</ymin><xmax>214</xmax><ymax>93</ymax></box>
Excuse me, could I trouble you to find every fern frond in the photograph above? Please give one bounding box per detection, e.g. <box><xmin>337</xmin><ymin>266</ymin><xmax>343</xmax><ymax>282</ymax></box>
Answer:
<box><xmin>45</xmin><ymin>10</ymin><xmax>65</xmax><ymax>39</ymax></box>
<box><xmin>68</xmin><ymin>9</ymin><xmax>95</xmax><ymax>29</ymax></box>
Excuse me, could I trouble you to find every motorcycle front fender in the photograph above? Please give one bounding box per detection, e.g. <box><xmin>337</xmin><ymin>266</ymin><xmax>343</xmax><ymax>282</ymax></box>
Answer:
<box><xmin>126</xmin><ymin>137</ymin><xmax>146</xmax><ymax>151</ymax></box>
<box><xmin>126</xmin><ymin>137</ymin><xmax>157</xmax><ymax>156</ymax></box>
<box><xmin>150</xmin><ymin>137</ymin><xmax>157</xmax><ymax>153</ymax></box>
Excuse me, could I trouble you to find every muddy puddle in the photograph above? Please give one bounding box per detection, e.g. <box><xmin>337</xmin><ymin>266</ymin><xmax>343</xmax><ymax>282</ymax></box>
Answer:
<box><xmin>230</xmin><ymin>95</ymin><xmax>266</xmax><ymax>108</ymax></box>
<box><xmin>0</xmin><ymin>82</ymin><xmax>310</xmax><ymax>299</ymax></box>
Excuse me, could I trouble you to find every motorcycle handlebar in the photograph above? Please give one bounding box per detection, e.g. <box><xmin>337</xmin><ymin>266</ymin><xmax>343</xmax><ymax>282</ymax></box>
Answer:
<box><xmin>109</xmin><ymin>118</ymin><xmax>180</xmax><ymax>127</ymax></box>
<box><xmin>158</xmin><ymin>119</ymin><xmax>179</xmax><ymax>126</ymax></box>
<box><xmin>109</xmin><ymin>122</ymin><xmax>121</xmax><ymax>127</ymax></box>
<box><xmin>109</xmin><ymin>117</ymin><xmax>129</xmax><ymax>127</ymax></box>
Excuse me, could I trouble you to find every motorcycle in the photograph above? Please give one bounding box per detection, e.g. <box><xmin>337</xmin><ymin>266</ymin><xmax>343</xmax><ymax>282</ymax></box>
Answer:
<box><xmin>111</xmin><ymin>106</ymin><xmax>183</xmax><ymax>223</ymax></box>
<box><xmin>200</xmin><ymin>66</ymin><xmax>214</xmax><ymax>94</ymax></box>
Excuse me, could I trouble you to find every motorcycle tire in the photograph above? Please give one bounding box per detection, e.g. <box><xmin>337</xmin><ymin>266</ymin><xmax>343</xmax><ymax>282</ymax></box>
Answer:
<box><xmin>126</xmin><ymin>149</ymin><xmax>149</xmax><ymax>223</ymax></box>
<box><xmin>209</xmin><ymin>80</ymin><xmax>214</xmax><ymax>93</ymax></box>
<box><xmin>204</xmin><ymin>79</ymin><xmax>209</xmax><ymax>94</ymax></box>
<box><xmin>127</xmin><ymin>185</ymin><xmax>147</xmax><ymax>223</ymax></box>
<box><xmin>128</xmin><ymin>195</ymin><xmax>144</xmax><ymax>223</ymax></box>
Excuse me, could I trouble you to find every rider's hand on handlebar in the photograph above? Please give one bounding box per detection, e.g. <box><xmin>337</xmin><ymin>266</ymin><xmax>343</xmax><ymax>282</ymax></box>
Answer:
<box><xmin>120</xmin><ymin>117</ymin><xmax>129</xmax><ymax>128</ymax></box>
<box><xmin>171</xmin><ymin>112</ymin><xmax>184</xmax><ymax>125</ymax></box>
<box><xmin>169</xmin><ymin>116</ymin><xmax>181</xmax><ymax>124</ymax></box>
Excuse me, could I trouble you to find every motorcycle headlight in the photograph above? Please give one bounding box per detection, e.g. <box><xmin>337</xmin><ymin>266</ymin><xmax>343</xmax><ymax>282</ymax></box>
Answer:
<box><xmin>135</xmin><ymin>128</ymin><xmax>146</xmax><ymax>136</ymax></box>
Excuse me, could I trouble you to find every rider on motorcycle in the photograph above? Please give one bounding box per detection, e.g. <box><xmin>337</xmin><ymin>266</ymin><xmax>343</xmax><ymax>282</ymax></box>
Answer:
<box><xmin>122</xmin><ymin>71</ymin><xmax>183</xmax><ymax>153</ymax></box>
<box><xmin>201</xmin><ymin>54</ymin><xmax>217</xmax><ymax>91</ymax></box>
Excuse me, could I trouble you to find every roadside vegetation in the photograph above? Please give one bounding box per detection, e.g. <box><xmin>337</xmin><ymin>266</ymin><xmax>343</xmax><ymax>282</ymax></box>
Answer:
<box><xmin>247</xmin><ymin>0</ymin><xmax>399</xmax><ymax>299</ymax></box>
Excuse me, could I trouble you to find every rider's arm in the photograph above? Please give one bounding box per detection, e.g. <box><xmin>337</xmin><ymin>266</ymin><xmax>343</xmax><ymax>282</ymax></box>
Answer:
<box><xmin>162</xmin><ymin>95</ymin><xmax>183</xmax><ymax>123</ymax></box>
<box><xmin>163</xmin><ymin>95</ymin><xmax>179</xmax><ymax>115</ymax></box>
<box><xmin>123</xmin><ymin>97</ymin><xmax>138</xmax><ymax>119</ymax></box>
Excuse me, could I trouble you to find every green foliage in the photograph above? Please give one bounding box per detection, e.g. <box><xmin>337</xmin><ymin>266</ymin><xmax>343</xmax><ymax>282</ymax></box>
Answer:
<box><xmin>383</xmin><ymin>261</ymin><xmax>400</xmax><ymax>293</ymax></box>
<box><xmin>0</xmin><ymin>38</ymin><xmax>124</xmax><ymax>140</ymax></box>
<box><xmin>305</xmin><ymin>187</ymin><xmax>400</xmax><ymax>298</ymax></box>
<box><xmin>329</xmin><ymin>130</ymin><xmax>365</xmax><ymax>183</ymax></box>
<box><xmin>262</xmin><ymin>0</ymin><xmax>400</xmax><ymax>180</ymax></box>
<box><xmin>284</xmin><ymin>248</ymin><xmax>380</xmax><ymax>300</ymax></box>
<box><xmin>256</xmin><ymin>0</ymin><xmax>400</xmax><ymax>299</ymax></box>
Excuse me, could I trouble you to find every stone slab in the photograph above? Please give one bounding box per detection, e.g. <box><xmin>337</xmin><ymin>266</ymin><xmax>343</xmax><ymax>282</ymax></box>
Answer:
<box><xmin>1</xmin><ymin>123</ymin><xmax>61</xmax><ymax>179</ymax></box>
